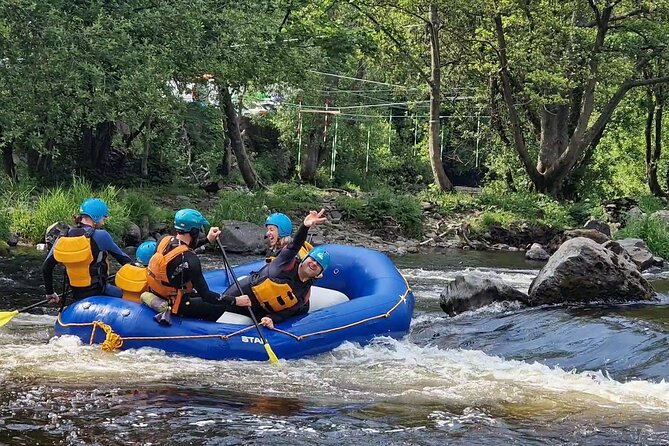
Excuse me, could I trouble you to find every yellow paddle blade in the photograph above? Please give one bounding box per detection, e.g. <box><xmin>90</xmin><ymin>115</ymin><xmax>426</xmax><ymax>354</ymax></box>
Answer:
<box><xmin>0</xmin><ymin>310</ymin><xmax>19</xmax><ymax>328</ymax></box>
<box><xmin>264</xmin><ymin>342</ymin><xmax>280</xmax><ymax>364</ymax></box>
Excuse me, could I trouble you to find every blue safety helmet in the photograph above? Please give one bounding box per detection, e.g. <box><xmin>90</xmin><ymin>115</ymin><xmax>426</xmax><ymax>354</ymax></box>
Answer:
<box><xmin>79</xmin><ymin>198</ymin><xmax>109</xmax><ymax>223</ymax></box>
<box><xmin>305</xmin><ymin>245</ymin><xmax>330</xmax><ymax>271</ymax></box>
<box><xmin>136</xmin><ymin>240</ymin><xmax>157</xmax><ymax>266</ymax></box>
<box><xmin>174</xmin><ymin>208</ymin><xmax>209</xmax><ymax>232</ymax></box>
<box><xmin>265</xmin><ymin>213</ymin><xmax>292</xmax><ymax>238</ymax></box>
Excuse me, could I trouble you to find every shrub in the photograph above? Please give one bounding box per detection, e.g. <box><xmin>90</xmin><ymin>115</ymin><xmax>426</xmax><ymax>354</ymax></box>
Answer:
<box><xmin>265</xmin><ymin>182</ymin><xmax>320</xmax><ymax>212</ymax></box>
<box><xmin>336</xmin><ymin>189</ymin><xmax>423</xmax><ymax>238</ymax></box>
<box><xmin>209</xmin><ymin>190</ymin><xmax>269</xmax><ymax>225</ymax></box>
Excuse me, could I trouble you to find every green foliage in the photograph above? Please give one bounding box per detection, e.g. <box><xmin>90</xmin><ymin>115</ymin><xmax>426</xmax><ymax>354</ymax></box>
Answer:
<box><xmin>10</xmin><ymin>179</ymin><xmax>131</xmax><ymax>243</ymax></box>
<box><xmin>122</xmin><ymin>190</ymin><xmax>171</xmax><ymax>228</ymax></box>
<box><xmin>265</xmin><ymin>183</ymin><xmax>321</xmax><ymax>212</ymax></box>
<box><xmin>335</xmin><ymin>189</ymin><xmax>423</xmax><ymax>238</ymax></box>
<box><xmin>637</xmin><ymin>195</ymin><xmax>668</xmax><ymax>214</ymax></box>
<box><xmin>616</xmin><ymin>216</ymin><xmax>669</xmax><ymax>259</ymax></box>
<box><xmin>0</xmin><ymin>212</ymin><xmax>10</xmax><ymax>241</ymax></box>
<box><xmin>209</xmin><ymin>191</ymin><xmax>268</xmax><ymax>225</ymax></box>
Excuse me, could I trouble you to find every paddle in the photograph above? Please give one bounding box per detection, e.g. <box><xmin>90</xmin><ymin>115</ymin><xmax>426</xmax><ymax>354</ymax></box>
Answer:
<box><xmin>215</xmin><ymin>236</ymin><xmax>279</xmax><ymax>364</ymax></box>
<box><xmin>0</xmin><ymin>298</ymin><xmax>50</xmax><ymax>327</ymax></box>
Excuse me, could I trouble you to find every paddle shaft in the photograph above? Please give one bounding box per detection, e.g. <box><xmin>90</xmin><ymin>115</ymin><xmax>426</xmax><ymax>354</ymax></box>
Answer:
<box><xmin>215</xmin><ymin>237</ymin><xmax>269</xmax><ymax>343</ymax></box>
<box><xmin>18</xmin><ymin>299</ymin><xmax>49</xmax><ymax>313</ymax></box>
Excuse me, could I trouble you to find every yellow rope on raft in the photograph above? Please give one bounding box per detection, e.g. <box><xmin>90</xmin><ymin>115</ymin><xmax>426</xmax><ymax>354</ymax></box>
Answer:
<box><xmin>55</xmin><ymin>286</ymin><xmax>412</xmax><ymax>350</ymax></box>
<box><xmin>90</xmin><ymin>320</ymin><xmax>124</xmax><ymax>351</ymax></box>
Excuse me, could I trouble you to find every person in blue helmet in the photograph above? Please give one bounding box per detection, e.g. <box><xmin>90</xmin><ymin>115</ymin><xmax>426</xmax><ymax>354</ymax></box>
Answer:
<box><xmin>42</xmin><ymin>198</ymin><xmax>132</xmax><ymax>303</ymax></box>
<box><xmin>143</xmin><ymin>208</ymin><xmax>251</xmax><ymax>323</ymax></box>
<box><xmin>222</xmin><ymin>209</ymin><xmax>328</xmax><ymax>329</ymax></box>
<box><xmin>264</xmin><ymin>212</ymin><xmax>313</xmax><ymax>261</ymax></box>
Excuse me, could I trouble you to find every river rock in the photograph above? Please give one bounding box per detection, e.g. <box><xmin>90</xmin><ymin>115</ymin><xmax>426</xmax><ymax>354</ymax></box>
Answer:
<box><xmin>7</xmin><ymin>233</ymin><xmax>18</xmax><ymax>247</ymax></box>
<box><xmin>625</xmin><ymin>206</ymin><xmax>644</xmax><ymax>222</ymax></box>
<box><xmin>547</xmin><ymin>228</ymin><xmax>609</xmax><ymax>252</ymax></box>
<box><xmin>583</xmin><ymin>218</ymin><xmax>611</xmax><ymax>237</ymax></box>
<box><xmin>440</xmin><ymin>273</ymin><xmax>529</xmax><ymax>316</ymax></box>
<box><xmin>220</xmin><ymin>220</ymin><xmax>266</xmax><ymax>254</ymax></box>
<box><xmin>528</xmin><ymin>237</ymin><xmax>654</xmax><ymax>306</ymax></box>
<box><xmin>604</xmin><ymin>238</ymin><xmax>656</xmax><ymax>271</ymax></box>
<box><xmin>123</xmin><ymin>222</ymin><xmax>142</xmax><ymax>247</ymax></box>
<box><xmin>525</xmin><ymin>243</ymin><xmax>549</xmax><ymax>261</ymax></box>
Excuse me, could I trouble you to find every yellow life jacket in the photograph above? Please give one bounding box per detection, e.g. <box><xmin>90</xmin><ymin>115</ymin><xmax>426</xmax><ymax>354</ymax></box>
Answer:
<box><xmin>115</xmin><ymin>264</ymin><xmax>148</xmax><ymax>302</ymax></box>
<box><xmin>147</xmin><ymin>237</ymin><xmax>193</xmax><ymax>314</ymax></box>
<box><xmin>250</xmin><ymin>268</ymin><xmax>300</xmax><ymax>313</ymax></box>
<box><xmin>53</xmin><ymin>229</ymin><xmax>98</xmax><ymax>288</ymax></box>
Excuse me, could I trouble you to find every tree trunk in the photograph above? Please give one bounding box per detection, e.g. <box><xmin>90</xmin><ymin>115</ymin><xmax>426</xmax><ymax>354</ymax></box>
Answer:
<box><xmin>2</xmin><ymin>145</ymin><xmax>17</xmax><ymax>181</ymax></box>
<box><xmin>428</xmin><ymin>3</ymin><xmax>453</xmax><ymax>192</ymax></box>
<box><xmin>141</xmin><ymin>117</ymin><xmax>151</xmax><ymax>178</ymax></box>
<box><xmin>299</xmin><ymin>117</ymin><xmax>326</xmax><ymax>182</ymax></box>
<box><xmin>219</xmin><ymin>85</ymin><xmax>262</xmax><ymax>189</ymax></box>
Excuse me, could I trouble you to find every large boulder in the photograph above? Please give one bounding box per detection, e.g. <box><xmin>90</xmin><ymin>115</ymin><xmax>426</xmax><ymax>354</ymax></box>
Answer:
<box><xmin>547</xmin><ymin>228</ymin><xmax>609</xmax><ymax>253</ymax></box>
<box><xmin>440</xmin><ymin>273</ymin><xmax>529</xmax><ymax>316</ymax></box>
<box><xmin>528</xmin><ymin>237</ymin><xmax>654</xmax><ymax>306</ymax></box>
<box><xmin>219</xmin><ymin>220</ymin><xmax>266</xmax><ymax>254</ymax></box>
<box><xmin>604</xmin><ymin>238</ymin><xmax>657</xmax><ymax>271</ymax></box>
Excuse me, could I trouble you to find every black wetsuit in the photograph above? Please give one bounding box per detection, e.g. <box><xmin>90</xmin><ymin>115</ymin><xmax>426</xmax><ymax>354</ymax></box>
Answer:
<box><xmin>224</xmin><ymin>224</ymin><xmax>314</xmax><ymax>324</ymax></box>
<box><xmin>158</xmin><ymin>236</ymin><xmax>238</xmax><ymax>321</ymax></box>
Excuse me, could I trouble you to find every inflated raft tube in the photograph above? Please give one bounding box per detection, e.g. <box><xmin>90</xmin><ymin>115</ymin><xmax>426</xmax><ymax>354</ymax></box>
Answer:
<box><xmin>54</xmin><ymin>245</ymin><xmax>415</xmax><ymax>361</ymax></box>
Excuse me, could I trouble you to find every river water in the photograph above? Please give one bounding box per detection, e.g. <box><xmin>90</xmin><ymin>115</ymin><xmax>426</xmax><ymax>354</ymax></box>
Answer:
<box><xmin>2</xmin><ymin>248</ymin><xmax>669</xmax><ymax>445</ymax></box>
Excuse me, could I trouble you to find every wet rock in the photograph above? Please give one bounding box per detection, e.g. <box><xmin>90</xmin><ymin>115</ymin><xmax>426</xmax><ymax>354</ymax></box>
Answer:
<box><xmin>583</xmin><ymin>219</ymin><xmax>611</xmax><ymax>237</ymax></box>
<box><xmin>605</xmin><ymin>238</ymin><xmax>655</xmax><ymax>271</ymax></box>
<box><xmin>528</xmin><ymin>237</ymin><xmax>655</xmax><ymax>306</ymax></box>
<box><xmin>7</xmin><ymin>233</ymin><xmax>19</xmax><ymax>247</ymax></box>
<box><xmin>525</xmin><ymin>243</ymin><xmax>549</xmax><ymax>261</ymax></box>
<box><xmin>440</xmin><ymin>274</ymin><xmax>529</xmax><ymax>316</ymax></box>
<box><xmin>123</xmin><ymin>222</ymin><xmax>142</xmax><ymax>247</ymax></box>
<box><xmin>220</xmin><ymin>220</ymin><xmax>266</xmax><ymax>254</ymax></box>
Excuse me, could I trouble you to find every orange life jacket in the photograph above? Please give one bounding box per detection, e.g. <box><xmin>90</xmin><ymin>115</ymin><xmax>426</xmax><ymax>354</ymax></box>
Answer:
<box><xmin>146</xmin><ymin>237</ymin><xmax>193</xmax><ymax>314</ymax></box>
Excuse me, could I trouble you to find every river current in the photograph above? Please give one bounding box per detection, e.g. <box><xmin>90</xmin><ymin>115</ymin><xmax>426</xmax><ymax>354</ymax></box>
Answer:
<box><xmin>2</xmin><ymin>248</ymin><xmax>669</xmax><ymax>445</ymax></box>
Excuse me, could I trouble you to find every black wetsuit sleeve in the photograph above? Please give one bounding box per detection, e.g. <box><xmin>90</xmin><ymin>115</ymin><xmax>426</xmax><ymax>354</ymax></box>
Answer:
<box><xmin>182</xmin><ymin>251</ymin><xmax>231</xmax><ymax>304</ymax></box>
<box><xmin>268</xmin><ymin>224</ymin><xmax>309</xmax><ymax>275</ymax></box>
<box><xmin>42</xmin><ymin>248</ymin><xmax>58</xmax><ymax>294</ymax></box>
<box><xmin>195</xmin><ymin>237</ymin><xmax>210</xmax><ymax>249</ymax></box>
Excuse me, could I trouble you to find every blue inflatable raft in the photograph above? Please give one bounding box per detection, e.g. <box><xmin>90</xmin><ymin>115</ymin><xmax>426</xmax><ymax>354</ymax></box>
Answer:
<box><xmin>54</xmin><ymin>245</ymin><xmax>415</xmax><ymax>361</ymax></box>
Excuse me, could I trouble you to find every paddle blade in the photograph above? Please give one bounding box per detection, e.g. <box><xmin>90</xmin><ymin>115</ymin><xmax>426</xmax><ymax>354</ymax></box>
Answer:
<box><xmin>0</xmin><ymin>310</ymin><xmax>19</xmax><ymax>327</ymax></box>
<box><xmin>264</xmin><ymin>342</ymin><xmax>280</xmax><ymax>364</ymax></box>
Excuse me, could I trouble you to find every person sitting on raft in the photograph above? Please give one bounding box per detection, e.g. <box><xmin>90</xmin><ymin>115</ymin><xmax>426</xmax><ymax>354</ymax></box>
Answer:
<box><xmin>142</xmin><ymin>208</ymin><xmax>251</xmax><ymax>323</ymax></box>
<box><xmin>221</xmin><ymin>209</ymin><xmax>329</xmax><ymax>329</ymax></box>
<box><xmin>264</xmin><ymin>212</ymin><xmax>313</xmax><ymax>261</ymax></box>
<box><xmin>43</xmin><ymin>198</ymin><xmax>132</xmax><ymax>304</ymax></box>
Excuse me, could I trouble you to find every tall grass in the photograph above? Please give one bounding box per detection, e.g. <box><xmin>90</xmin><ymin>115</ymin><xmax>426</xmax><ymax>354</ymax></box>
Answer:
<box><xmin>616</xmin><ymin>216</ymin><xmax>669</xmax><ymax>259</ymax></box>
